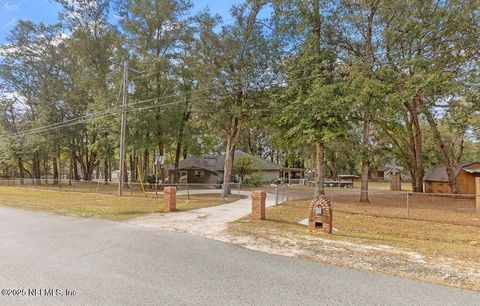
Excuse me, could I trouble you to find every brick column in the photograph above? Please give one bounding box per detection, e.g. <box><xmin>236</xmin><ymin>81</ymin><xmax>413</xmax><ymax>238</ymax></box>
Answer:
<box><xmin>476</xmin><ymin>177</ymin><xmax>480</xmax><ymax>214</ymax></box>
<box><xmin>251</xmin><ymin>190</ymin><xmax>266</xmax><ymax>220</ymax></box>
<box><xmin>164</xmin><ymin>186</ymin><xmax>177</xmax><ymax>212</ymax></box>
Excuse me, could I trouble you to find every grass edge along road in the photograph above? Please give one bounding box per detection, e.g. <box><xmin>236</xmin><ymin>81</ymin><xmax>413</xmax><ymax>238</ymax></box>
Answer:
<box><xmin>227</xmin><ymin>198</ymin><xmax>480</xmax><ymax>292</ymax></box>
<box><xmin>0</xmin><ymin>186</ymin><xmax>245</xmax><ymax>221</ymax></box>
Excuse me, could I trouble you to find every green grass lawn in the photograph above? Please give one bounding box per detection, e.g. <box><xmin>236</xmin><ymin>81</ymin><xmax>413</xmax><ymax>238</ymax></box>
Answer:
<box><xmin>0</xmin><ymin>186</ymin><xmax>245</xmax><ymax>221</ymax></box>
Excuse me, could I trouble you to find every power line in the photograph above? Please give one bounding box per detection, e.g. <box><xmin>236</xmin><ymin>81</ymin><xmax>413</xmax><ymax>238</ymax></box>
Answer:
<box><xmin>2</xmin><ymin>72</ymin><xmax>326</xmax><ymax>139</ymax></box>
<box><xmin>2</xmin><ymin>40</ymin><xmax>479</xmax><ymax>139</ymax></box>
<box><xmin>1</xmin><ymin>64</ymin><xmax>322</xmax><ymax>137</ymax></box>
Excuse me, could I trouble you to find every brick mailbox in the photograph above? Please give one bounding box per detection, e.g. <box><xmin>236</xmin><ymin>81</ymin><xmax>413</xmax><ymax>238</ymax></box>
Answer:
<box><xmin>164</xmin><ymin>186</ymin><xmax>177</xmax><ymax>212</ymax></box>
<box><xmin>308</xmin><ymin>195</ymin><xmax>332</xmax><ymax>234</ymax></box>
<box><xmin>251</xmin><ymin>190</ymin><xmax>266</xmax><ymax>220</ymax></box>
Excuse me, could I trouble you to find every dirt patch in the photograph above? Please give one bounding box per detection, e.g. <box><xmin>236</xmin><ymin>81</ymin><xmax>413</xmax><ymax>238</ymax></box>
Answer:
<box><xmin>223</xmin><ymin>231</ymin><xmax>480</xmax><ymax>291</ymax></box>
<box><xmin>226</xmin><ymin>199</ymin><xmax>480</xmax><ymax>291</ymax></box>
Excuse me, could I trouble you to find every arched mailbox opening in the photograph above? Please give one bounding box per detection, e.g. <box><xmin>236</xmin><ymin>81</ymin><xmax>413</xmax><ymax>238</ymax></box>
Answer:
<box><xmin>308</xmin><ymin>195</ymin><xmax>333</xmax><ymax>234</ymax></box>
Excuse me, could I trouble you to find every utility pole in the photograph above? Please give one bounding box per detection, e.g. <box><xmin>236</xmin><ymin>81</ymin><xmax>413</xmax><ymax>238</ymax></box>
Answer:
<box><xmin>118</xmin><ymin>60</ymin><xmax>128</xmax><ymax>196</ymax></box>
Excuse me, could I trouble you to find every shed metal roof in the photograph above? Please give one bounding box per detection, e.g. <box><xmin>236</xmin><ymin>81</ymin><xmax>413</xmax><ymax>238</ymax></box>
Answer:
<box><xmin>424</xmin><ymin>162</ymin><xmax>480</xmax><ymax>182</ymax></box>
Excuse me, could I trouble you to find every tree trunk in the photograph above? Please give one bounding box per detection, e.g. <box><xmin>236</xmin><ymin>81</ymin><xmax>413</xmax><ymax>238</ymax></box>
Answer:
<box><xmin>123</xmin><ymin>160</ymin><xmax>128</xmax><ymax>183</ymax></box>
<box><xmin>174</xmin><ymin>133</ymin><xmax>183</xmax><ymax>184</ymax></box>
<box><xmin>17</xmin><ymin>157</ymin><xmax>25</xmax><ymax>185</ymax></box>
<box><xmin>44</xmin><ymin>158</ymin><xmax>48</xmax><ymax>184</ymax></box>
<box><xmin>182</xmin><ymin>144</ymin><xmax>187</xmax><ymax>160</ymax></box>
<box><xmin>174</xmin><ymin>102</ymin><xmax>190</xmax><ymax>183</ymax></box>
<box><xmin>247</xmin><ymin>130</ymin><xmax>254</xmax><ymax>154</ymax></box>
<box><xmin>129</xmin><ymin>153</ymin><xmax>134</xmax><ymax>182</ymax></box>
<box><xmin>108</xmin><ymin>158</ymin><xmax>112</xmax><ymax>181</ymax></box>
<box><xmin>53</xmin><ymin>145</ymin><xmax>61</xmax><ymax>184</ymax></box>
<box><xmin>158</xmin><ymin>144</ymin><xmax>165</xmax><ymax>183</ymax></box>
<box><xmin>403</xmin><ymin>99</ymin><xmax>424</xmax><ymax>193</ymax></box>
<box><xmin>32</xmin><ymin>151</ymin><xmax>41</xmax><ymax>182</ymax></box>
<box><xmin>142</xmin><ymin>149</ymin><xmax>149</xmax><ymax>182</ymax></box>
<box><xmin>72</xmin><ymin>150</ymin><xmax>80</xmax><ymax>180</ymax></box>
<box><xmin>95</xmin><ymin>164</ymin><xmax>100</xmax><ymax>180</ymax></box>
<box><xmin>411</xmin><ymin>108</ymin><xmax>424</xmax><ymax>193</ymax></box>
<box><xmin>104</xmin><ymin>158</ymin><xmax>109</xmax><ymax>184</ymax></box>
<box><xmin>221</xmin><ymin>116</ymin><xmax>242</xmax><ymax>200</ymax></box>
<box><xmin>360</xmin><ymin>118</ymin><xmax>370</xmax><ymax>202</ymax></box>
<box><xmin>454</xmin><ymin>137</ymin><xmax>464</xmax><ymax>164</ymax></box>
<box><xmin>424</xmin><ymin>109</ymin><xmax>458</xmax><ymax>193</ymax></box>
<box><xmin>53</xmin><ymin>157</ymin><xmax>59</xmax><ymax>185</ymax></box>
<box><xmin>359</xmin><ymin>5</ymin><xmax>376</xmax><ymax>202</ymax></box>
<box><xmin>134</xmin><ymin>155</ymin><xmax>139</xmax><ymax>181</ymax></box>
<box><xmin>222</xmin><ymin>137</ymin><xmax>235</xmax><ymax>200</ymax></box>
<box><xmin>314</xmin><ymin>140</ymin><xmax>325</xmax><ymax>199</ymax></box>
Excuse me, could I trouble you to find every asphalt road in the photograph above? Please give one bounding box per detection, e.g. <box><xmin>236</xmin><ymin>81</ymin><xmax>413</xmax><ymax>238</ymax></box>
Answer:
<box><xmin>0</xmin><ymin>207</ymin><xmax>479</xmax><ymax>306</ymax></box>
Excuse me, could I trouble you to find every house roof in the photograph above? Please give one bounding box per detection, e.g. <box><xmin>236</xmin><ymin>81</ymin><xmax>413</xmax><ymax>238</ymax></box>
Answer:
<box><xmin>424</xmin><ymin>162</ymin><xmax>480</xmax><ymax>182</ymax></box>
<box><xmin>177</xmin><ymin>150</ymin><xmax>282</xmax><ymax>172</ymax></box>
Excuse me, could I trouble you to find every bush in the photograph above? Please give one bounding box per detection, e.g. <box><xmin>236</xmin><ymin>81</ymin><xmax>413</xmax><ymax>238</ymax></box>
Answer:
<box><xmin>243</xmin><ymin>174</ymin><xmax>268</xmax><ymax>187</ymax></box>
<box><xmin>145</xmin><ymin>175</ymin><xmax>156</xmax><ymax>184</ymax></box>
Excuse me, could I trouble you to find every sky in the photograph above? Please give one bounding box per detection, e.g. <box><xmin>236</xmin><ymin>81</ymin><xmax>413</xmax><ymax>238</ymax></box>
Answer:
<box><xmin>0</xmin><ymin>0</ymin><xmax>248</xmax><ymax>43</ymax></box>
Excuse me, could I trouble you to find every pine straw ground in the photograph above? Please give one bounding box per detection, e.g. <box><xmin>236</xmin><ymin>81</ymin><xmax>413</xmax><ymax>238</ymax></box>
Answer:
<box><xmin>0</xmin><ymin>186</ymin><xmax>244</xmax><ymax>221</ymax></box>
<box><xmin>227</xmin><ymin>198</ymin><xmax>480</xmax><ymax>291</ymax></box>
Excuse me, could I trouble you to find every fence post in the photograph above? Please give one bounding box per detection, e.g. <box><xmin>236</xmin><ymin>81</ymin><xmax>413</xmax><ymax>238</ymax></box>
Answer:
<box><xmin>406</xmin><ymin>192</ymin><xmax>410</xmax><ymax>219</ymax></box>
<box><xmin>476</xmin><ymin>177</ymin><xmax>480</xmax><ymax>214</ymax></box>
<box><xmin>275</xmin><ymin>184</ymin><xmax>279</xmax><ymax>205</ymax></box>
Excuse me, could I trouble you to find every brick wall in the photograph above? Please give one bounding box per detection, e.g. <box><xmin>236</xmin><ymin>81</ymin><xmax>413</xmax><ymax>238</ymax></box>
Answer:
<box><xmin>308</xmin><ymin>196</ymin><xmax>332</xmax><ymax>234</ymax></box>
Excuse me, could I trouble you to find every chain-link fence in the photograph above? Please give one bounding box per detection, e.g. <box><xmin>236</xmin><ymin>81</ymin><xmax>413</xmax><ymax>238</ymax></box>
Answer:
<box><xmin>263</xmin><ymin>184</ymin><xmax>479</xmax><ymax>227</ymax></box>
<box><xmin>0</xmin><ymin>179</ymin><xmax>241</xmax><ymax>199</ymax></box>
<box><xmin>1</xmin><ymin>179</ymin><xmax>477</xmax><ymax>226</ymax></box>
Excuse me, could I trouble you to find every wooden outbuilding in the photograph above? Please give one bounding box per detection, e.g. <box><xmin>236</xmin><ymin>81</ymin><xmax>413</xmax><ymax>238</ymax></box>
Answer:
<box><xmin>424</xmin><ymin>162</ymin><xmax>480</xmax><ymax>194</ymax></box>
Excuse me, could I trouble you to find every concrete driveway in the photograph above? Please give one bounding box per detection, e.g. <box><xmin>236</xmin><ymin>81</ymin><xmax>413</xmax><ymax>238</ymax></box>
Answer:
<box><xmin>0</xmin><ymin>206</ymin><xmax>479</xmax><ymax>306</ymax></box>
<box><xmin>131</xmin><ymin>190</ymin><xmax>277</xmax><ymax>238</ymax></box>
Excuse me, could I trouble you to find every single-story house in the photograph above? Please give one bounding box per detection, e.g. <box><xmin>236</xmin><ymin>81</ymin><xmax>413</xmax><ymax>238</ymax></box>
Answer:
<box><xmin>424</xmin><ymin>162</ymin><xmax>480</xmax><ymax>194</ymax></box>
<box><xmin>169</xmin><ymin>150</ymin><xmax>298</xmax><ymax>184</ymax></box>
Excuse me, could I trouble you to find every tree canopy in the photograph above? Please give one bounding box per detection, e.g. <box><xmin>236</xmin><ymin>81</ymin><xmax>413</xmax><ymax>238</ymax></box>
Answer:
<box><xmin>0</xmin><ymin>0</ymin><xmax>478</xmax><ymax>197</ymax></box>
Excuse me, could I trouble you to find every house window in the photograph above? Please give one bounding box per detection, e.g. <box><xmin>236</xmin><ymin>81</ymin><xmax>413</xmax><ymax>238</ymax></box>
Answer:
<box><xmin>195</xmin><ymin>170</ymin><xmax>204</xmax><ymax>177</ymax></box>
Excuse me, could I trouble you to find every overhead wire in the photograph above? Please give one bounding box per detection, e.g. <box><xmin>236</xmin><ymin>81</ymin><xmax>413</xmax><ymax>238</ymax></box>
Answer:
<box><xmin>2</xmin><ymin>40</ymin><xmax>479</xmax><ymax>139</ymax></box>
<box><xmin>2</xmin><ymin>72</ymin><xmax>326</xmax><ymax>139</ymax></box>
